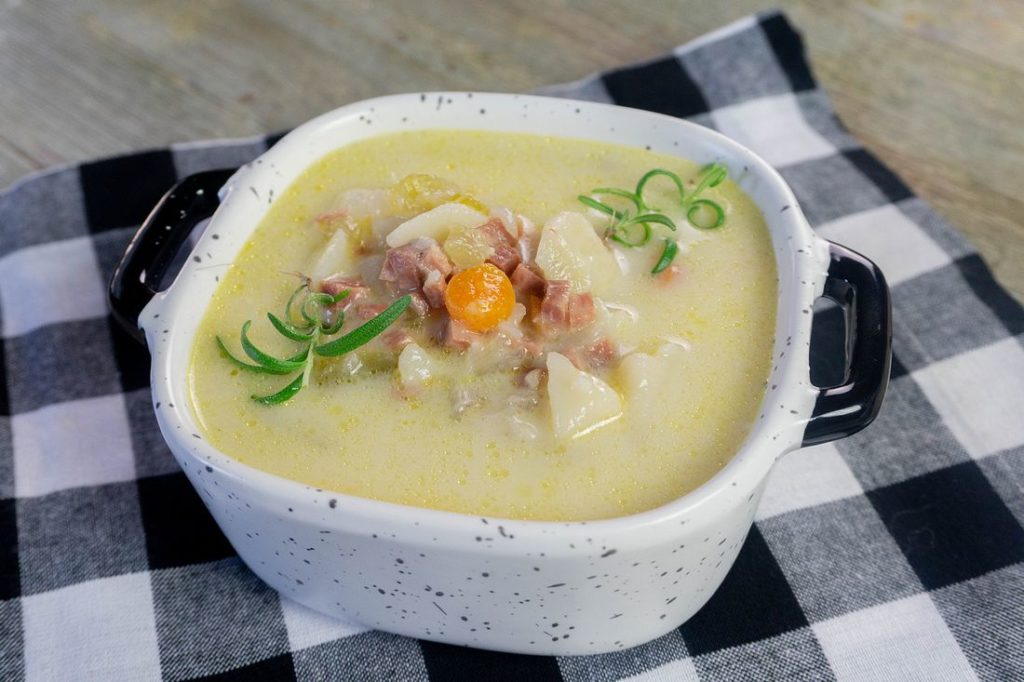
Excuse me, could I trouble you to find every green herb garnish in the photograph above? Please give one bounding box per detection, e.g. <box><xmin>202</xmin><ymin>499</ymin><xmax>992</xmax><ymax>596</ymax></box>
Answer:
<box><xmin>217</xmin><ymin>282</ymin><xmax>411</xmax><ymax>405</ymax></box>
<box><xmin>652</xmin><ymin>238</ymin><xmax>679</xmax><ymax>275</ymax></box>
<box><xmin>686</xmin><ymin>198</ymin><xmax>725</xmax><ymax>229</ymax></box>
<box><xmin>577</xmin><ymin>163</ymin><xmax>730</xmax><ymax>274</ymax></box>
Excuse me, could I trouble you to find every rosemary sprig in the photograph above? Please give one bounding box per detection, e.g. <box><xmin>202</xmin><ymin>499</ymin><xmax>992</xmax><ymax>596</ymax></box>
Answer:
<box><xmin>577</xmin><ymin>163</ymin><xmax>730</xmax><ymax>274</ymax></box>
<box><xmin>217</xmin><ymin>282</ymin><xmax>411</xmax><ymax>405</ymax></box>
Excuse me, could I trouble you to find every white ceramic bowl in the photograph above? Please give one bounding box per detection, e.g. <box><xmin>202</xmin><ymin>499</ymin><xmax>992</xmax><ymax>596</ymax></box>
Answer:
<box><xmin>110</xmin><ymin>93</ymin><xmax>890</xmax><ymax>655</ymax></box>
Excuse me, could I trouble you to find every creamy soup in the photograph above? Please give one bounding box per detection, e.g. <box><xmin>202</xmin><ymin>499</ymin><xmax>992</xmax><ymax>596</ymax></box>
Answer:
<box><xmin>188</xmin><ymin>130</ymin><xmax>777</xmax><ymax>521</ymax></box>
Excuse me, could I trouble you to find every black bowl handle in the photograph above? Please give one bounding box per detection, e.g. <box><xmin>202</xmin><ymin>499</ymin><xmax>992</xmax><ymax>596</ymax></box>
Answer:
<box><xmin>802</xmin><ymin>242</ymin><xmax>892</xmax><ymax>446</ymax></box>
<box><xmin>108</xmin><ymin>168</ymin><xmax>237</xmax><ymax>344</ymax></box>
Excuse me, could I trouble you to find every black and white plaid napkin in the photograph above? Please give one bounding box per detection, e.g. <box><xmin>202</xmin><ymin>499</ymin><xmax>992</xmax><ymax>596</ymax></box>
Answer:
<box><xmin>1</xmin><ymin>10</ymin><xmax>1022</xmax><ymax>681</ymax></box>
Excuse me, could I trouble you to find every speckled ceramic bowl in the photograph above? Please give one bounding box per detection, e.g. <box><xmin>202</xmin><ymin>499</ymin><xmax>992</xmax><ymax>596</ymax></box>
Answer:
<box><xmin>109</xmin><ymin>92</ymin><xmax>891</xmax><ymax>655</ymax></box>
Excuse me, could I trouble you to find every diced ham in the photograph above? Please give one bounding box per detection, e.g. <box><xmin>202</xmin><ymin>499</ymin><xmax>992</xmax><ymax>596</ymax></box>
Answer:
<box><xmin>381</xmin><ymin>328</ymin><xmax>414</xmax><ymax>352</ymax></box>
<box><xmin>407</xmin><ymin>291</ymin><xmax>430</xmax><ymax>317</ymax></box>
<box><xmin>565</xmin><ymin>338</ymin><xmax>619</xmax><ymax>370</ymax></box>
<box><xmin>379</xmin><ymin>238</ymin><xmax>453</xmax><ymax>312</ymax></box>
<box><xmin>419</xmin><ymin>240</ymin><xmax>454</xmax><ymax>279</ymax></box>
<box><xmin>360</xmin><ymin>292</ymin><xmax>426</xmax><ymax>319</ymax></box>
<box><xmin>318</xmin><ymin>276</ymin><xmax>369</xmax><ymax>311</ymax></box>
<box><xmin>422</xmin><ymin>269</ymin><xmax>446</xmax><ymax>309</ymax></box>
<box><xmin>439</xmin><ymin>317</ymin><xmax>481</xmax><ymax>351</ymax></box>
<box><xmin>473</xmin><ymin>218</ymin><xmax>522</xmax><ymax>275</ymax></box>
<box><xmin>379</xmin><ymin>243</ymin><xmax>423</xmax><ymax>291</ymax></box>
<box><xmin>567</xmin><ymin>292</ymin><xmax>596</xmax><ymax>328</ymax></box>
<box><xmin>533</xmin><ymin>280</ymin><xmax>598</xmax><ymax>333</ymax></box>
<box><xmin>510</xmin><ymin>263</ymin><xmax>546</xmax><ymax>298</ymax></box>
<box><xmin>475</xmin><ymin>217</ymin><xmax>514</xmax><ymax>243</ymax></box>
<box><xmin>587</xmin><ymin>337</ymin><xmax>618</xmax><ymax>366</ymax></box>
<box><xmin>350</xmin><ymin>302</ymin><xmax>387</xmax><ymax>321</ymax></box>
<box><xmin>488</xmin><ymin>243</ymin><xmax>521</xmax><ymax>276</ymax></box>
<box><xmin>352</xmin><ymin>296</ymin><xmax>423</xmax><ymax>323</ymax></box>
<box><xmin>536</xmin><ymin>280</ymin><xmax>571</xmax><ymax>329</ymax></box>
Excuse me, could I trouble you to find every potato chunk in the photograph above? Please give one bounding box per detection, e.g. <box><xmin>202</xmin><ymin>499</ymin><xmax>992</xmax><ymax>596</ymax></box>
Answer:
<box><xmin>338</xmin><ymin>188</ymin><xmax>389</xmax><ymax>220</ymax></box>
<box><xmin>310</xmin><ymin>228</ymin><xmax>356</xmax><ymax>281</ymax></box>
<box><xmin>385</xmin><ymin>203</ymin><xmax>487</xmax><ymax>248</ymax></box>
<box><xmin>397</xmin><ymin>343</ymin><xmax>436</xmax><ymax>387</ymax></box>
<box><xmin>535</xmin><ymin>212</ymin><xmax>619</xmax><ymax>296</ymax></box>
<box><xmin>546</xmin><ymin>352</ymin><xmax>622</xmax><ymax>441</ymax></box>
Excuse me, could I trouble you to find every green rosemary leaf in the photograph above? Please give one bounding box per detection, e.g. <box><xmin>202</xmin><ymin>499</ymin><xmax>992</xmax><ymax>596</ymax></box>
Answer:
<box><xmin>321</xmin><ymin>312</ymin><xmax>345</xmax><ymax>336</ymax></box>
<box><xmin>216</xmin><ymin>336</ymin><xmax>276</xmax><ymax>373</ymax></box>
<box><xmin>631</xmin><ymin>213</ymin><xmax>676</xmax><ymax>231</ymax></box>
<box><xmin>300</xmin><ymin>296</ymin><xmax>323</xmax><ymax>326</ymax></box>
<box><xmin>610</xmin><ymin>220</ymin><xmax>652</xmax><ymax>247</ymax></box>
<box><xmin>307</xmin><ymin>292</ymin><xmax>335</xmax><ymax>307</ymax></box>
<box><xmin>686</xmin><ymin>199</ymin><xmax>726</xmax><ymax>229</ymax></box>
<box><xmin>284</xmin><ymin>283</ymin><xmax>309</xmax><ymax>325</ymax></box>
<box><xmin>240</xmin><ymin>320</ymin><xmax>308</xmax><ymax>373</ymax></box>
<box><xmin>252</xmin><ymin>372</ymin><xmax>305</xmax><ymax>405</ymax></box>
<box><xmin>285</xmin><ymin>347</ymin><xmax>310</xmax><ymax>363</ymax></box>
<box><xmin>701</xmin><ymin>163</ymin><xmax>729</xmax><ymax>188</ymax></box>
<box><xmin>690</xmin><ymin>163</ymin><xmax>729</xmax><ymax>201</ymax></box>
<box><xmin>267</xmin><ymin>313</ymin><xmax>314</xmax><ymax>341</ymax></box>
<box><xmin>577</xmin><ymin>195</ymin><xmax>619</xmax><ymax>218</ymax></box>
<box><xmin>635</xmin><ymin>168</ymin><xmax>685</xmax><ymax>206</ymax></box>
<box><xmin>314</xmin><ymin>295</ymin><xmax>412</xmax><ymax>357</ymax></box>
<box><xmin>651</xmin><ymin>239</ymin><xmax>679</xmax><ymax>274</ymax></box>
<box><xmin>591</xmin><ymin>187</ymin><xmax>644</xmax><ymax>213</ymax></box>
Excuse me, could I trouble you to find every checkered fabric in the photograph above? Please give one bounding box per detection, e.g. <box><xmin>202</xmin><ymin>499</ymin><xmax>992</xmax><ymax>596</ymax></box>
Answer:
<box><xmin>1</xmin><ymin>10</ymin><xmax>1021</xmax><ymax>681</ymax></box>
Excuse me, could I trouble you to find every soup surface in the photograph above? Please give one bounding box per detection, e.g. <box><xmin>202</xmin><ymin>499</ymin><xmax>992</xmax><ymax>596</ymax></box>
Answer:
<box><xmin>189</xmin><ymin>130</ymin><xmax>777</xmax><ymax>521</ymax></box>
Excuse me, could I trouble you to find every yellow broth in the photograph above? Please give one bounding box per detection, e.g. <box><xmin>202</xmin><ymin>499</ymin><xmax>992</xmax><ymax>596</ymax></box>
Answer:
<box><xmin>188</xmin><ymin>130</ymin><xmax>777</xmax><ymax>521</ymax></box>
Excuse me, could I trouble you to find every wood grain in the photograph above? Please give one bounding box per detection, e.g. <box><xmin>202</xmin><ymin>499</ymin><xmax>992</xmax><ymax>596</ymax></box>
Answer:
<box><xmin>1</xmin><ymin>0</ymin><xmax>1021</xmax><ymax>300</ymax></box>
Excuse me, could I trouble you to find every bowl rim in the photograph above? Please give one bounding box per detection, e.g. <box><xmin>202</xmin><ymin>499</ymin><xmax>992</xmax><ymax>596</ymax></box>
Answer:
<box><xmin>141</xmin><ymin>91</ymin><xmax>828</xmax><ymax>545</ymax></box>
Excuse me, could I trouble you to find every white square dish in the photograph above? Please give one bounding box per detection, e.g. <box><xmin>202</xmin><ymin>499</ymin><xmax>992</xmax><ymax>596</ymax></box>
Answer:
<box><xmin>109</xmin><ymin>92</ymin><xmax>891</xmax><ymax>655</ymax></box>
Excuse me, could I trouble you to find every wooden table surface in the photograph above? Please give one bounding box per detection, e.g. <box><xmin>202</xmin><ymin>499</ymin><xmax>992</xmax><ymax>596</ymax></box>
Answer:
<box><xmin>2</xmin><ymin>1</ymin><xmax>1021</xmax><ymax>301</ymax></box>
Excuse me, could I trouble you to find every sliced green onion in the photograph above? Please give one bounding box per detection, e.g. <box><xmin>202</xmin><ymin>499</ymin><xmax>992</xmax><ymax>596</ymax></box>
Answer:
<box><xmin>652</xmin><ymin>239</ymin><xmax>679</xmax><ymax>274</ymax></box>
<box><xmin>240</xmin><ymin>320</ymin><xmax>308</xmax><ymax>373</ymax></box>
<box><xmin>315</xmin><ymin>295</ymin><xmax>412</xmax><ymax>357</ymax></box>
<box><xmin>252</xmin><ymin>373</ymin><xmax>305</xmax><ymax>405</ymax></box>
<box><xmin>328</xmin><ymin>289</ymin><xmax>350</xmax><ymax>304</ymax></box>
